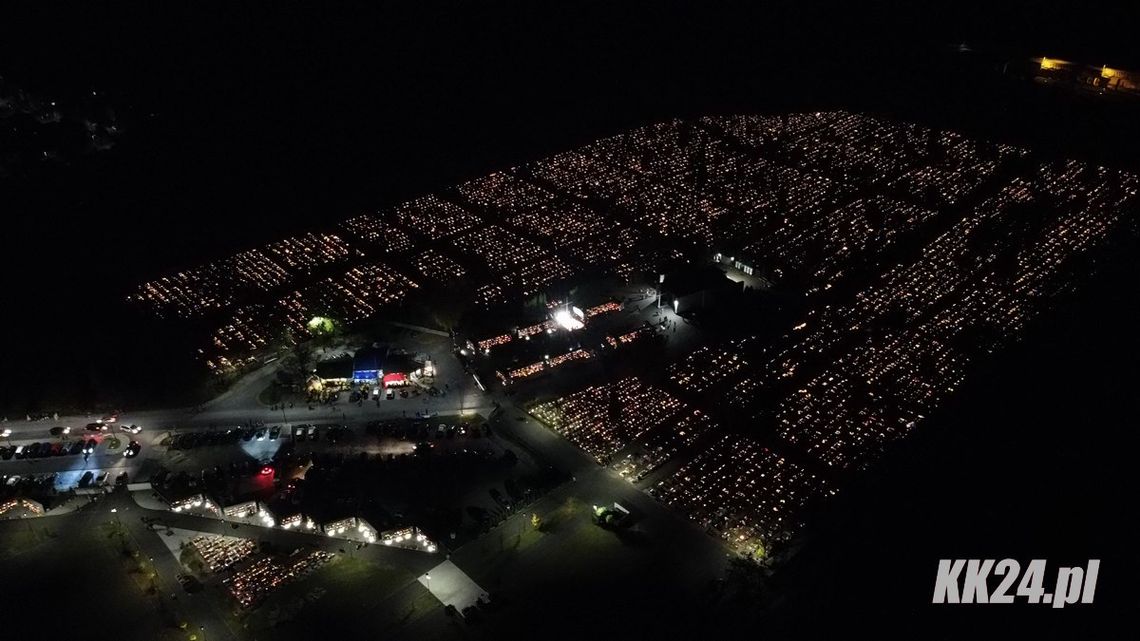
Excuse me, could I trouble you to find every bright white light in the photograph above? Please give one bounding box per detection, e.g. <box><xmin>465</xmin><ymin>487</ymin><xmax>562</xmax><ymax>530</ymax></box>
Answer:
<box><xmin>427</xmin><ymin>545</ymin><xmax>437</xmax><ymax>553</ymax></box>
<box><xmin>554</xmin><ymin>309</ymin><xmax>584</xmax><ymax>331</ymax></box>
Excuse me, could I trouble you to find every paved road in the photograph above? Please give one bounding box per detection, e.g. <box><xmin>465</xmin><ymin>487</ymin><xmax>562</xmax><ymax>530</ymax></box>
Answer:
<box><xmin>2</xmin><ymin>310</ymin><xmax>732</xmax><ymax>638</ymax></box>
<box><xmin>489</xmin><ymin>404</ymin><xmax>729</xmax><ymax>556</ymax></box>
<box><xmin>0</xmin><ymin>331</ymin><xmax>491</xmax><ymax>487</ymax></box>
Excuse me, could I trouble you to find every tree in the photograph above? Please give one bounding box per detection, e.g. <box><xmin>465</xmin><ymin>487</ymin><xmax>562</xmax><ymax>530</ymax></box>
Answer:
<box><xmin>531</xmin><ymin>513</ymin><xmax>542</xmax><ymax>531</ymax></box>
<box><xmin>284</xmin><ymin>341</ymin><xmax>315</xmax><ymax>383</ymax></box>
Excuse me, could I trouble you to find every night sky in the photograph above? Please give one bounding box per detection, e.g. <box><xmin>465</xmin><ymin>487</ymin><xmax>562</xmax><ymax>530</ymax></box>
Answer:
<box><xmin>3</xmin><ymin>2</ymin><xmax>1138</xmax><ymax>635</ymax></box>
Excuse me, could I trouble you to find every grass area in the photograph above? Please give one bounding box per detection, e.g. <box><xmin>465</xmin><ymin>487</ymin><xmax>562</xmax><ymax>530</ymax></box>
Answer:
<box><xmin>241</xmin><ymin>555</ymin><xmax>433</xmax><ymax>640</ymax></box>
<box><xmin>0</xmin><ymin>519</ymin><xmax>60</xmax><ymax>561</ymax></box>
<box><xmin>0</xmin><ymin>518</ymin><xmax>181</xmax><ymax>641</ymax></box>
<box><xmin>443</xmin><ymin>489</ymin><xmax>739</xmax><ymax>640</ymax></box>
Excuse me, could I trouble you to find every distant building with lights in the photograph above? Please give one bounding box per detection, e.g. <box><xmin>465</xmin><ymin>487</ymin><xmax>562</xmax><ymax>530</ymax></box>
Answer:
<box><xmin>1012</xmin><ymin>56</ymin><xmax>1140</xmax><ymax>97</ymax></box>
<box><xmin>312</xmin><ymin>344</ymin><xmax>427</xmax><ymax>388</ymax></box>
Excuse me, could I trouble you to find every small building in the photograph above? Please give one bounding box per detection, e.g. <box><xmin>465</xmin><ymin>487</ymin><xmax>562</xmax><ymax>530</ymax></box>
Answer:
<box><xmin>382</xmin><ymin>372</ymin><xmax>409</xmax><ymax>388</ymax></box>
<box><xmin>222</xmin><ymin>499</ymin><xmax>260</xmax><ymax>519</ymax></box>
<box><xmin>353</xmin><ymin>346</ymin><xmax>386</xmax><ymax>382</ymax></box>
<box><xmin>169</xmin><ymin>493</ymin><xmax>220</xmax><ymax>515</ymax></box>
<box><xmin>323</xmin><ymin>516</ymin><xmax>357</xmax><ymax>536</ymax></box>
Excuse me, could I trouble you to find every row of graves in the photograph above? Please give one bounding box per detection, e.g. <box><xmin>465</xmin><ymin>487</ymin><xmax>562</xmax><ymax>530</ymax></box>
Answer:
<box><xmin>457</xmin><ymin>294</ymin><xmax>658</xmax><ymax>389</ymax></box>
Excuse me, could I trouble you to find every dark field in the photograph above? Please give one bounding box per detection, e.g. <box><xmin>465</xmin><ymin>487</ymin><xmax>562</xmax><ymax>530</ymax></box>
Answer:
<box><xmin>0</xmin><ymin>517</ymin><xmax>178</xmax><ymax>641</ymax></box>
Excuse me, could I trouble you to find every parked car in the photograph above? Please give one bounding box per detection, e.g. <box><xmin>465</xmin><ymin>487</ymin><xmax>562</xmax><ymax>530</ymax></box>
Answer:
<box><xmin>68</xmin><ymin>440</ymin><xmax>84</xmax><ymax>455</ymax></box>
<box><xmin>269</xmin><ymin>426</ymin><xmax>281</xmax><ymax>440</ymax></box>
<box><xmin>95</xmin><ymin>472</ymin><xmax>109</xmax><ymax>486</ymax></box>
<box><xmin>78</xmin><ymin>471</ymin><xmax>94</xmax><ymax>488</ymax></box>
